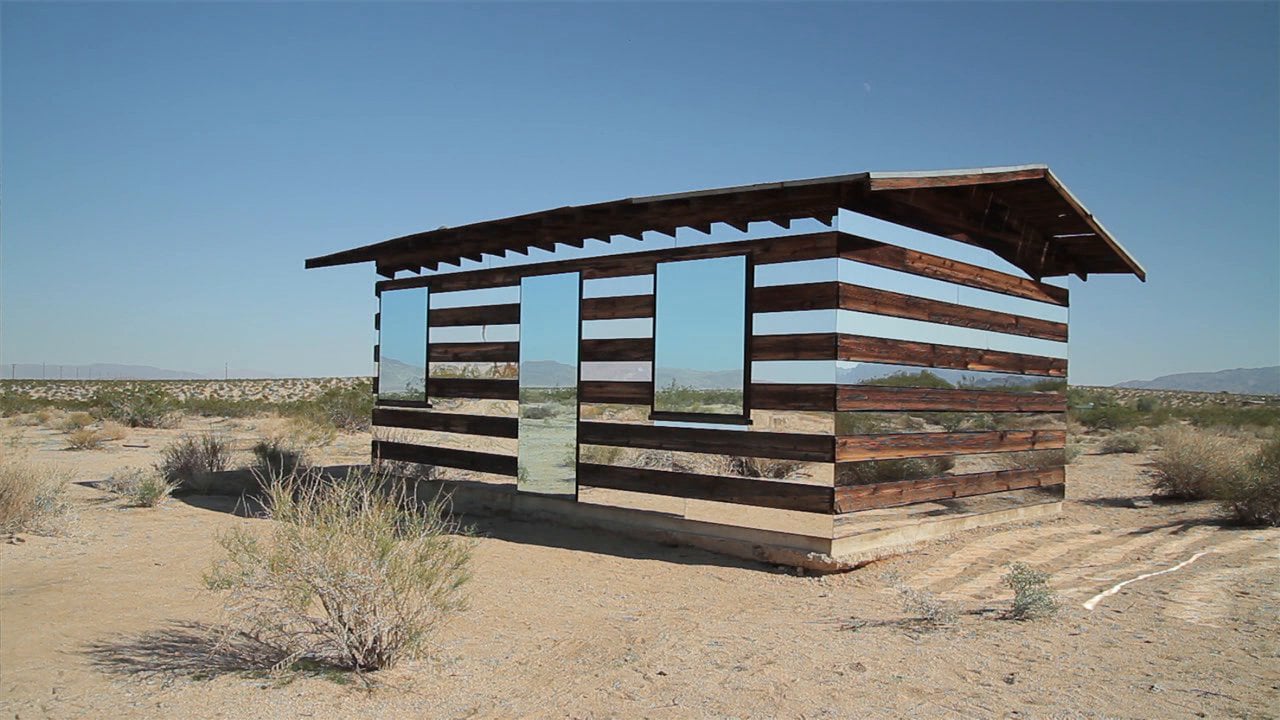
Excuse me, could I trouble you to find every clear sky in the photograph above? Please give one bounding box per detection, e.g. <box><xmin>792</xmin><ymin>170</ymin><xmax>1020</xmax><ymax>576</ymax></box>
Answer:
<box><xmin>2</xmin><ymin>2</ymin><xmax>1276</xmax><ymax>385</ymax></box>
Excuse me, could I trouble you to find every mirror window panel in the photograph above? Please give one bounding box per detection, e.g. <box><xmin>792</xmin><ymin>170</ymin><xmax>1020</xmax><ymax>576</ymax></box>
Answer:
<box><xmin>517</xmin><ymin>272</ymin><xmax>580</xmax><ymax>497</ymax></box>
<box><xmin>377</xmin><ymin>287</ymin><xmax>429</xmax><ymax>403</ymax></box>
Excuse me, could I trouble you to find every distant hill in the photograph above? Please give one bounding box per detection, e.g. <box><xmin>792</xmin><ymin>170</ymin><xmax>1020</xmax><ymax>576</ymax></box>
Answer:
<box><xmin>1115</xmin><ymin>366</ymin><xmax>1280</xmax><ymax>395</ymax></box>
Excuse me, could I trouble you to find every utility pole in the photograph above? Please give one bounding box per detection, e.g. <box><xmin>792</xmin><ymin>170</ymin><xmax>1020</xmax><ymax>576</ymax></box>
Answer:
<box><xmin>225</xmin><ymin>362</ymin><xmax>229</xmax><ymax>380</ymax></box>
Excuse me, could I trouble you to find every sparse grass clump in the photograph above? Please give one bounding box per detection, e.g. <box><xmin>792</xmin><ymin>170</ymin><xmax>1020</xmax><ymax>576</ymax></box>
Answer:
<box><xmin>881</xmin><ymin>572</ymin><xmax>955</xmax><ymax>628</ymax></box>
<box><xmin>104</xmin><ymin>467</ymin><xmax>178</xmax><ymax>508</ymax></box>
<box><xmin>98</xmin><ymin>421</ymin><xmax>129</xmax><ymax>442</ymax></box>
<box><xmin>205</xmin><ymin>468</ymin><xmax>474</xmax><ymax>671</ymax></box>
<box><xmin>95</xmin><ymin>387</ymin><xmax>178</xmax><ymax>428</ymax></box>
<box><xmin>285</xmin><ymin>384</ymin><xmax>373</xmax><ymax>433</ymax></box>
<box><xmin>1098</xmin><ymin>431</ymin><xmax>1150</xmax><ymax>455</ymax></box>
<box><xmin>1149</xmin><ymin>426</ymin><xmax>1251</xmax><ymax>500</ymax></box>
<box><xmin>159</xmin><ymin>433</ymin><xmax>232</xmax><ymax>489</ymax></box>
<box><xmin>0</xmin><ymin>461</ymin><xmax>72</xmax><ymax>535</ymax></box>
<box><xmin>1212</xmin><ymin>438</ymin><xmax>1280</xmax><ymax>527</ymax></box>
<box><xmin>65</xmin><ymin>427</ymin><xmax>105</xmax><ymax>450</ymax></box>
<box><xmin>1002</xmin><ymin>563</ymin><xmax>1058</xmax><ymax>620</ymax></box>
<box><xmin>59</xmin><ymin>411</ymin><xmax>95</xmax><ymax>432</ymax></box>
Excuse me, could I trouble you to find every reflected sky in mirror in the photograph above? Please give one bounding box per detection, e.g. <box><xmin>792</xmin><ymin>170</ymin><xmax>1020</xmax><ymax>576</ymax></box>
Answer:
<box><xmin>378</xmin><ymin>287</ymin><xmax>428</xmax><ymax>402</ymax></box>
<box><xmin>654</xmin><ymin>256</ymin><xmax>747</xmax><ymax>415</ymax></box>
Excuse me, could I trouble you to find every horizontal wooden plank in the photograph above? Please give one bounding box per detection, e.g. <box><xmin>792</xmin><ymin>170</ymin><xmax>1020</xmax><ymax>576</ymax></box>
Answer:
<box><xmin>579</xmin><ymin>463</ymin><xmax>833</xmax><ymax>513</ymax></box>
<box><xmin>751</xmin><ymin>383</ymin><xmax>837</xmax><ymax>411</ymax></box>
<box><xmin>372</xmin><ymin>407</ymin><xmax>518</xmax><ymax>438</ymax></box>
<box><xmin>839</xmin><ymin>335</ymin><xmax>1068</xmax><ymax>377</ymax></box>
<box><xmin>835</xmin><ymin>429</ymin><xmax>1066</xmax><ymax>464</ymax></box>
<box><xmin>580</xmin><ymin>421</ymin><xmax>834</xmax><ymax>462</ymax></box>
<box><xmin>752</xmin><ymin>282</ymin><xmax>840</xmax><ymax>313</ymax></box>
<box><xmin>581</xmin><ymin>294</ymin><xmax>654</xmax><ymax>320</ymax></box>
<box><xmin>751</xmin><ymin>333</ymin><xmax>837</xmax><ymax>361</ymax></box>
<box><xmin>839</xmin><ymin>284</ymin><xmax>1068</xmax><ymax>342</ymax></box>
<box><xmin>839</xmin><ymin>233</ymin><xmax>1069</xmax><ymax>306</ymax></box>
<box><xmin>581</xmin><ymin>337</ymin><xmax>653</xmax><ymax>362</ymax></box>
<box><xmin>429</xmin><ymin>303</ymin><xmax>520</xmax><ymax>327</ymax></box>
<box><xmin>834</xmin><ymin>467</ymin><xmax>1064</xmax><ymax>512</ymax></box>
<box><xmin>373</xmin><ymin>440</ymin><xmax>517</xmax><ymax>476</ymax></box>
<box><xmin>378</xmin><ymin>232</ymin><xmax>839</xmax><ymax>293</ymax></box>
<box><xmin>429</xmin><ymin>377</ymin><xmax>519</xmax><ymax>400</ymax></box>
<box><xmin>580</xmin><ymin>381</ymin><xmax>650</xmax><ymax>405</ymax></box>
<box><xmin>837</xmin><ymin>385</ymin><xmax>1066</xmax><ymax>413</ymax></box>
<box><xmin>430</xmin><ymin>342</ymin><xmax>520</xmax><ymax>363</ymax></box>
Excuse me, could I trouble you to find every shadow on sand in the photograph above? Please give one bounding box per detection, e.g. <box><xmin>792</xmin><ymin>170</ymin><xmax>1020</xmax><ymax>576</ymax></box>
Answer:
<box><xmin>83</xmin><ymin>621</ymin><xmax>286</xmax><ymax>680</ymax></box>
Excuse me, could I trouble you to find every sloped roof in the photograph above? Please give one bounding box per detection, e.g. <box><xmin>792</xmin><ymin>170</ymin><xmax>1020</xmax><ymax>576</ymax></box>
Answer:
<box><xmin>305</xmin><ymin>165</ymin><xmax>1145</xmax><ymax>281</ymax></box>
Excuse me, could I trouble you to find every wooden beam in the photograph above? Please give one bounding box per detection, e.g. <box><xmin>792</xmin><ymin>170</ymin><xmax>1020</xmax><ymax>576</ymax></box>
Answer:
<box><xmin>580</xmin><ymin>421</ymin><xmax>834</xmax><ymax>462</ymax></box>
<box><xmin>429</xmin><ymin>303</ymin><xmax>520</xmax><ymax>327</ymax></box>
<box><xmin>372</xmin><ymin>408</ymin><xmax>518</xmax><ymax>438</ymax></box>
<box><xmin>428</xmin><ymin>378</ymin><xmax>519</xmax><ymax>400</ymax></box>
<box><xmin>839</xmin><ymin>285</ymin><xmax>1068</xmax><ymax>342</ymax></box>
<box><xmin>835</xmin><ymin>429</ymin><xmax>1066</xmax><ymax>463</ymax></box>
<box><xmin>835</xmin><ymin>466</ymin><xmax>1063</xmax><ymax>512</ymax></box>
<box><xmin>373</xmin><ymin>440</ymin><xmax>517</xmax><ymax>476</ymax></box>
<box><xmin>581</xmin><ymin>294</ymin><xmax>654</xmax><ymax>320</ymax></box>
<box><xmin>839</xmin><ymin>335</ymin><xmax>1068</xmax><ymax>376</ymax></box>
<box><xmin>429</xmin><ymin>342</ymin><xmax>520</xmax><ymax>363</ymax></box>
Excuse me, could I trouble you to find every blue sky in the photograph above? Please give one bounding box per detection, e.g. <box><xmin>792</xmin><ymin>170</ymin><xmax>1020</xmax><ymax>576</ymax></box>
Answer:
<box><xmin>2</xmin><ymin>2</ymin><xmax>1276</xmax><ymax>385</ymax></box>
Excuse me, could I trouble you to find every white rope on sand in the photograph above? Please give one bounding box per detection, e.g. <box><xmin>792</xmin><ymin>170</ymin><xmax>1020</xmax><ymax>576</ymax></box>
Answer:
<box><xmin>1083</xmin><ymin>551</ymin><xmax>1212</xmax><ymax>611</ymax></box>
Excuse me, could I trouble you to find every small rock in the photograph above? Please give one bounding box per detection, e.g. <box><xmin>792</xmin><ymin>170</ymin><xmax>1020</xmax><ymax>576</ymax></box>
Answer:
<box><xmin>1003</xmin><ymin>673</ymin><xmax>1017</xmax><ymax>685</ymax></box>
<box><xmin>1128</xmin><ymin>497</ymin><xmax>1155</xmax><ymax>509</ymax></box>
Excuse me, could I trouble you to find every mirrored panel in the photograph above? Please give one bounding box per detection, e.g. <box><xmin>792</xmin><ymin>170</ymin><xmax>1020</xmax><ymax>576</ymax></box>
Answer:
<box><xmin>653</xmin><ymin>255</ymin><xmax>747</xmax><ymax>417</ymax></box>
<box><xmin>517</xmin><ymin>272</ymin><xmax>580</xmax><ymax>496</ymax></box>
<box><xmin>377</xmin><ymin>287</ymin><xmax>428</xmax><ymax>403</ymax></box>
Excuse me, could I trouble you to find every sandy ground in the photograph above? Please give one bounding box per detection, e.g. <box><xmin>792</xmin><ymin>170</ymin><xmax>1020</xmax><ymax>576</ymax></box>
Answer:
<box><xmin>2</xmin><ymin>417</ymin><xmax>1277</xmax><ymax>719</ymax></box>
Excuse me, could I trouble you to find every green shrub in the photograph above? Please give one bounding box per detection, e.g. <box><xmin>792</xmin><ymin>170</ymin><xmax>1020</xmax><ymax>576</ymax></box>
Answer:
<box><xmin>205</xmin><ymin>468</ymin><xmax>474</xmax><ymax>671</ymax></box>
<box><xmin>1213</xmin><ymin>438</ymin><xmax>1280</xmax><ymax>527</ymax></box>
<box><xmin>520</xmin><ymin>404</ymin><xmax>555</xmax><ymax>420</ymax></box>
<box><xmin>0</xmin><ymin>461</ymin><xmax>72</xmax><ymax>535</ymax></box>
<box><xmin>1149</xmin><ymin>427</ymin><xmax>1252</xmax><ymax>500</ymax></box>
<box><xmin>1073</xmin><ymin>404</ymin><xmax>1141</xmax><ymax>431</ymax></box>
<box><xmin>863</xmin><ymin>370</ymin><xmax>954</xmax><ymax>389</ymax></box>
<box><xmin>1002</xmin><ymin>562</ymin><xmax>1058</xmax><ymax>620</ymax></box>
<box><xmin>159</xmin><ymin>433</ymin><xmax>232</xmax><ymax>488</ymax></box>
<box><xmin>104</xmin><ymin>467</ymin><xmax>178</xmax><ymax>508</ymax></box>
<box><xmin>839</xmin><ymin>456</ymin><xmax>955</xmax><ymax>484</ymax></box>
<box><xmin>252</xmin><ymin>437</ymin><xmax>309</xmax><ymax>479</ymax></box>
<box><xmin>95</xmin><ymin>387</ymin><xmax>178</xmax><ymax>428</ymax></box>
<box><xmin>285</xmin><ymin>384</ymin><xmax>373</xmax><ymax>432</ymax></box>
<box><xmin>1098</xmin><ymin>431</ymin><xmax>1149</xmax><ymax>454</ymax></box>
<box><xmin>881</xmin><ymin>572</ymin><xmax>955</xmax><ymax>627</ymax></box>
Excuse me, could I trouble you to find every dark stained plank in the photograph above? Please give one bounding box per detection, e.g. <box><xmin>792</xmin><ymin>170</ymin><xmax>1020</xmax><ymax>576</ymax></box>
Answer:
<box><xmin>835</xmin><ymin>429</ymin><xmax>1067</xmax><ymax>463</ymax></box>
<box><xmin>838</xmin><ymin>233</ymin><xmax>1069</xmax><ymax>306</ymax></box>
<box><xmin>430</xmin><ymin>342</ymin><xmax>520</xmax><ymax>363</ymax></box>
<box><xmin>429</xmin><ymin>377</ymin><xmax>519</xmax><ymax>400</ymax></box>
<box><xmin>378</xmin><ymin>232</ymin><xmax>839</xmax><ymax>293</ymax></box>
<box><xmin>578</xmin><ymin>463</ymin><xmax>834</xmax><ymax>513</ymax></box>
<box><xmin>752</xmin><ymin>282</ymin><xmax>840</xmax><ymax>313</ymax></box>
<box><xmin>834</xmin><ymin>467</ymin><xmax>1064</xmax><ymax>512</ymax></box>
<box><xmin>581</xmin><ymin>294</ymin><xmax>654</xmax><ymax>320</ymax></box>
<box><xmin>580</xmin><ymin>421</ymin><xmax>834</xmax><ymax>462</ymax></box>
<box><xmin>430</xmin><ymin>303</ymin><xmax>520</xmax><ymax>327</ymax></box>
<box><xmin>839</xmin><ymin>335</ymin><xmax>1068</xmax><ymax>377</ymax></box>
<box><xmin>751</xmin><ymin>333</ymin><xmax>838</xmax><ymax>361</ymax></box>
<box><xmin>839</xmin><ymin>284</ymin><xmax>1068</xmax><ymax>342</ymax></box>
<box><xmin>580</xmin><ymin>337</ymin><xmax>654</xmax><ymax>362</ymax></box>
<box><xmin>372</xmin><ymin>407</ymin><xmax>518</xmax><ymax>438</ymax></box>
<box><xmin>580</xmin><ymin>381</ymin><xmax>651</xmax><ymax>405</ymax></box>
<box><xmin>373</xmin><ymin>440</ymin><xmax>517</xmax><ymax>476</ymax></box>
<box><xmin>751</xmin><ymin>383</ymin><xmax>837</xmax><ymax>411</ymax></box>
<box><xmin>866</xmin><ymin>168</ymin><xmax>1047</xmax><ymax>192</ymax></box>
<box><xmin>837</xmin><ymin>385</ymin><xmax>1066</xmax><ymax>413</ymax></box>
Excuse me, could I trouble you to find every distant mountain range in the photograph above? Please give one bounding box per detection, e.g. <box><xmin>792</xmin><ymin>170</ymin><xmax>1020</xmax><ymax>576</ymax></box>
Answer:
<box><xmin>4</xmin><ymin>363</ymin><xmax>280</xmax><ymax>380</ymax></box>
<box><xmin>1115</xmin><ymin>366</ymin><xmax>1280</xmax><ymax>395</ymax></box>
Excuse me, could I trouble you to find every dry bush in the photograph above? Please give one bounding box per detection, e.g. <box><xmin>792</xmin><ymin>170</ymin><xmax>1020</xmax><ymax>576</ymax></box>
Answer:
<box><xmin>728</xmin><ymin>456</ymin><xmax>803</xmax><ymax>479</ymax></box>
<box><xmin>1149</xmin><ymin>426</ymin><xmax>1251</xmax><ymax>500</ymax></box>
<box><xmin>0</xmin><ymin>461</ymin><xmax>72</xmax><ymax>535</ymax></box>
<box><xmin>104</xmin><ymin>467</ymin><xmax>178</xmax><ymax>508</ymax></box>
<box><xmin>578</xmin><ymin>444</ymin><xmax>623</xmax><ymax>465</ymax></box>
<box><xmin>1002</xmin><ymin>562</ymin><xmax>1058</xmax><ymax>620</ymax></box>
<box><xmin>881</xmin><ymin>572</ymin><xmax>955</xmax><ymax>628</ymax></box>
<box><xmin>1098</xmin><ymin>431</ymin><xmax>1150</xmax><ymax>455</ymax></box>
<box><xmin>252</xmin><ymin>437</ymin><xmax>309</xmax><ymax>478</ymax></box>
<box><xmin>205</xmin><ymin>468</ymin><xmax>473</xmax><ymax>671</ymax></box>
<box><xmin>65</xmin><ymin>427</ymin><xmax>105</xmax><ymax>450</ymax></box>
<box><xmin>59</xmin><ymin>411</ymin><xmax>95</xmax><ymax>432</ymax></box>
<box><xmin>282</xmin><ymin>416</ymin><xmax>337</xmax><ymax>448</ymax></box>
<box><xmin>98</xmin><ymin>421</ymin><xmax>129</xmax><ymax>442</ymax></box>
<box><xmin>159</xmin><ymin>433</ymin><xmax>232</xmax><ymax>489</ymax></box>
<box><xmin>1213</xmin><ymin>438</ymin><xmax>1280</xmax><ymax>527</ymax></box>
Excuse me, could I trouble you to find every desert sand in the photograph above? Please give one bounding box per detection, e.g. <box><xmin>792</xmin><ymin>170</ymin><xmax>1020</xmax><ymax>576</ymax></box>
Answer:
<box><xmin>1</xmin><ymin>415</ymin><xmax>1277</xmax><ymax>719</ymax></box>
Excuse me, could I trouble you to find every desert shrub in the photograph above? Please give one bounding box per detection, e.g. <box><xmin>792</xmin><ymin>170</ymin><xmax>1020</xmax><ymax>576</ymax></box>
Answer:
<box><xmin>1098</xmin><ymin>431</ymin><xmax>1149</xmax><ymax>455</ymax></box>
<box><xmin>252</xmin><ymin>437</ymin><xmax>308</xmax><ymax>478</ymax></box>
<box><xmin>65</xmin><ymin>428</ymin><xmax>105</xmax><ymax>450</ymax></box>
<box><xmin>288</xmin><ymin>384</ymin><xmax>374</xmax><ymax>432</ymax></box>
<box><xmin>996</xmin><ymin>449</ymin><xmax>1071</xmax><ymax>471</ymax></box>
<box><xmin>1064</xmin><ymin>442</ymin><xmax>1083</xmax><ymax>464</ymax></box>
<box><xmin>1178</xmin><ymin>404</ymin><xmax>1280</xmax><ymax>430</ymax></box>
<box><xmin>0</xmin><ymin>461</ymin><xmax>72</xmax><ymax>535</ymax></box>
<box><xmin>182</xmin><ymin>396</ymin><xmax>267</xmax><ymax>418</ymax></box>
<box><xmin>1212</xmin><ymin>438</ymin><xmax>1280</xmax><ymax>527</ymax></box>
<box><xmin>1002</xmin><ymin>563</ymin><xmax>1058</xmax><ymax>620</ymax></box>
<box><xmin>98</xmin><ymin>421</ymin><xmax>129</xmax><ymax>442</ymax></box>
<box><xmin>1073</xmin><ymin>403</ymin><xmax>1141</xmax><ymax>431</ymax></box>
<box><xmin>282</xmin><ymin>416</ymin><xmax>338</xmax><ymax>448</ymax></box>
<box><xmin>839</xmin><ymin>456</ymin><xmax>955</xmax><ymax>485</ymax></box>
<box><xmin>205</xmin><ymin>468</ymin><xmax>474</xmax><ymax>671</ymax></box>
<box><xmin>104</xmin><ymin>467</ymin><xmax>178</xmax><ymax>508</ymax></box>
<box><xmin>520</xmin><ymin>404</ymin><xmax>555</xmax><ymax>420</ymax></box>
<box><xmin>882</xmin><ymin>572</ymin><xmax>955</xmax><ymax>627</ymax></box>
<box><xmin>1149</xmin><ymin>427</ymin><xmax>1251</xmax><ymax>500</ymax></box>
<box><xmin>729</xmin><ymin>456</ymin><xmax>803</xmax><ymax>479</ymax></box>
<box><xmin>59</xmin><ymin>411</ymin><xmax>95</xmax><ymax>432</ymax></box>
<box><xmin>863</xmin><ymin>370</ymin><xmax>954</xmax><ymax>389</ymax></box>
<box><xmin>578</xmin><ymin>444</ymin><xmax>623</xmax><ymax>465</ymax></box>
<box><xmin>159</xmin><ymin>433</ymin><xmax>233</xmax><ymax>488</ymax></box>
<box><xmin>95</xmin><ymin>387</ymin><xmax>178</xmax><ymax>428</ymax></box>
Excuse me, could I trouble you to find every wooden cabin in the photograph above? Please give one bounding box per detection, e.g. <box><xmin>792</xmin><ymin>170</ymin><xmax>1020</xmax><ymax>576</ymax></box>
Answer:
<box><xmin>306</xmin><ymin>165</ymin><xmax>1144</xmax><ymax>570</ymax></box>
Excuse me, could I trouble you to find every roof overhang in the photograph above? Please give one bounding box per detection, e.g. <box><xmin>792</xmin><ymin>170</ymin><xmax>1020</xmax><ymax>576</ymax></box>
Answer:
<box><xmin>305</xmin><ymin>165</ymin><xmax>1145</xmax><ymax>281</ymax></box>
